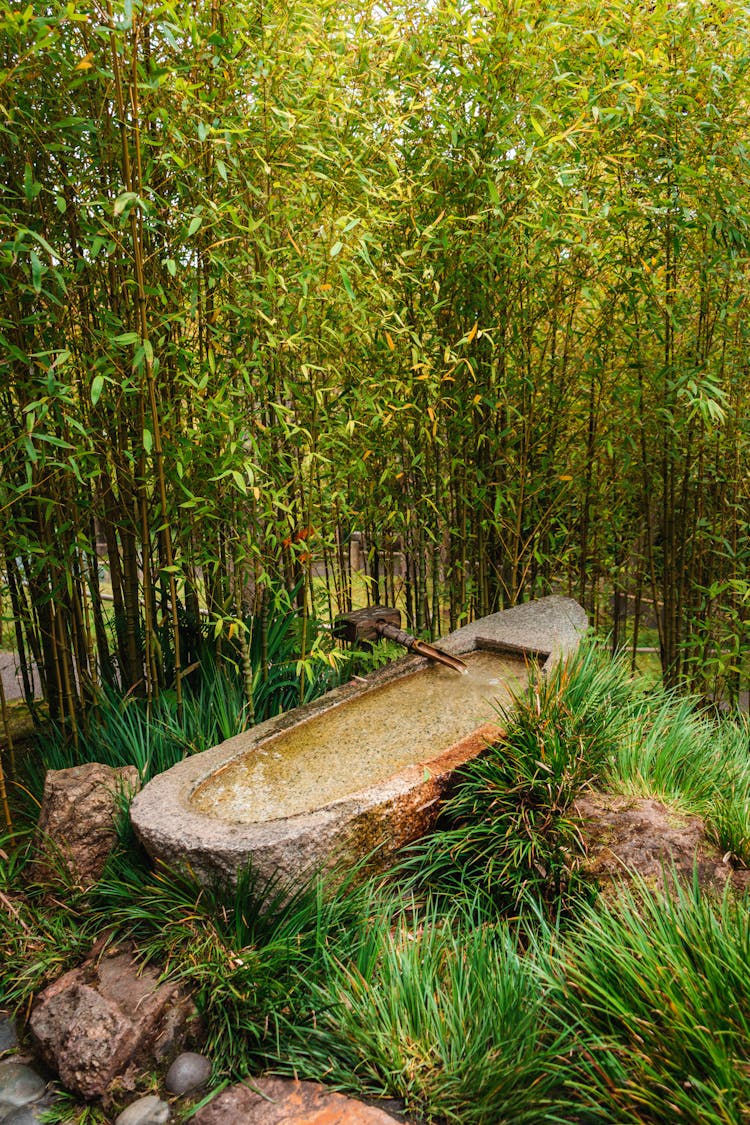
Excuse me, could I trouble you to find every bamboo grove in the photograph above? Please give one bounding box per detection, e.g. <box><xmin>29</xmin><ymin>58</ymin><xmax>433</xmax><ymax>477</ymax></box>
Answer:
<box><xmin>1</xmin><ymin>0</ymin><xmax>749</xmax><ymax>725</ymax></box>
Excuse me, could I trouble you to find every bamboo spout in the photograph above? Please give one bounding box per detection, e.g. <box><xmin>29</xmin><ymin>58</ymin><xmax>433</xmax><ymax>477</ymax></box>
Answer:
<box><xmin>334</xmin><ymin>607</ymin><xmax>468</xmax><ymax>674</ymax></box>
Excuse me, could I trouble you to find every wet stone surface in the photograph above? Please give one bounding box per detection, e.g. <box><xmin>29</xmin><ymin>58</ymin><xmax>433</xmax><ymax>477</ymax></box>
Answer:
<box><xmin>131</xmin><ymin>596</ymin><xmax>588</xmax><ymax>891</ymax></box>
<box><xmin>114</xmin><ymin>1094</ymin><xmax>171</xmax><ymax>1125</ymax></box>
<box><xmin>0</xmin><ymin>1105</ymin><xmax>51</xmax><ymax>1125</ymax></box>
<box><xmin>0</xmin><ymin>1018</ymin><xmax>16</xmax><ymax>1055</ymax></box>
<box><xmin>165</xmin><ymin>1052</ymin><xmax>211</xmax><ymax>1095</ymax></box>
<box><xmin>191</xmin><ymin>651</ymin><xmax>525</xmax><ymax>824</ymax></box>
<box><xmin>0</xmin><ymin>1062</ymin><xmax>46</xmax><ymax>1111</ymax></box>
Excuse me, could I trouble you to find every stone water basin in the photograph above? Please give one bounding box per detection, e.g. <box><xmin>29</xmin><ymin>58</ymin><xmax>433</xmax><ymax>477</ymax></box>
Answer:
<box><xmin>130</xmin><ymin>595</ymin><xmax>587</xmax><ymax>889</ymax></box>
<box><xmin>191</xmin><ymin>650</ymin><xmax>524</xmax><ymax>825</ymax></box>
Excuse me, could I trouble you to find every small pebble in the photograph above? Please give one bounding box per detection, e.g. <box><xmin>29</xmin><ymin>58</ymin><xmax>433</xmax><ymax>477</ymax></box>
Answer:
<box><xmin>0</xmin><ymin>1018</ymin><xmax>16</xmax><ymax>1054</ymax></box>
<box><xmin>0</xmin><ymin>1062</ymin><xmax>46</xmax><ymax>1109</ymax></box>
<box><xmin>114</xmin><ymin>1094</ymin><xmax>171</xmax><ymax>1125</ymax></box>
<box><xmin>164</xmin><ymin>1051</ymin><xmax>212</xmax><ymax>1095</ymax></box>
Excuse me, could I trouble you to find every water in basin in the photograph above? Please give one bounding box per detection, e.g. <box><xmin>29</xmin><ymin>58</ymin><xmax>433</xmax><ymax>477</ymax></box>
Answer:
<box><xmin>191</xmin><ymin>650</ymin><xmax>528</xmax><ymax>824</ymax></box>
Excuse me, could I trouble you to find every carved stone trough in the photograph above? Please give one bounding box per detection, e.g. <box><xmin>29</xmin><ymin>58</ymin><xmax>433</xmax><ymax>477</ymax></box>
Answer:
<box><xmin>130</xmin><ymin>596</ymin><xmax>587</xmax><ymax>888</ymax></box>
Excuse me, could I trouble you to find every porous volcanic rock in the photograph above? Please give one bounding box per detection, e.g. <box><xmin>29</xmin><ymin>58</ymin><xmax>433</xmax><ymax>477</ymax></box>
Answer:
<box><xmin>192</xmin><ymin>1077</ymin><xmax>406</xmax><ymax>1124</ymax></box>
<box><xmin>575</xmin><ymin>791</ymin><xmax>750</xmax><ymax>897</ymax></box>
<box><xmin>31</xmin><ymin>763</ymin><xmax>140</xmax><ymax>889</ymax></box>
<box><xmin>29</xmin><ymin>942</ymin><xmax>200</xmax><ymax>1100</ymax></box>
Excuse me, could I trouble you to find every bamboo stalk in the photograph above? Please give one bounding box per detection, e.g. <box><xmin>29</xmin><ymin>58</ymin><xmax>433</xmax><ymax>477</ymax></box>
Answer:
<box><xmin>0</xmin><ymin>669</ymin><xmax>14</xmax><ymax>830</ymax></box>
<box><xmin>107</xmin><ymin>4</ymin><xmax>182</xmax><ymax>710</ymax></box>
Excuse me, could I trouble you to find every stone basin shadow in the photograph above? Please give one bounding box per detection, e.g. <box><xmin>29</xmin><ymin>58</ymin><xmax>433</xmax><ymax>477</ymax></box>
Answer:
<box><xmin>130</xmin><ymin>596</ymin><xmax>587</xmax><ymax>890</ymax></box>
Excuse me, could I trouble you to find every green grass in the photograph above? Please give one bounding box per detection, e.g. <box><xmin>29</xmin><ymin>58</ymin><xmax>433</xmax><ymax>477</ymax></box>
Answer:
<box><xmin>272</xmin><ymin>895</ymin><xmax>577</xmax><ymax>1125</ymax></box>
<box><xmin>541</xmin><ymin>879</ymin><xmax>750</xmax><ymax>1123</ymax></box>
<box><xmin>88</xmin><ymin>846</ymin><xmax>385</xmax><ymax>1076</ymax></box>
<box><xmin>400</xmin><ymin>638</ymin><xmax>750</xmax><ymax>915</ymax></box>
<box><xmin>398</xmin><ymin>638</ymin><xmax>639</xmax><ymax>912</ymax></box>
<box><xmin>18</xmin><ymin>589</ymin><xmax>384</xmax><ymax>813</ymax></box>
<box><xmin>0</xmin><ymin>829</ymin><xmax>100</xmax><ymax>1013</ymax></box>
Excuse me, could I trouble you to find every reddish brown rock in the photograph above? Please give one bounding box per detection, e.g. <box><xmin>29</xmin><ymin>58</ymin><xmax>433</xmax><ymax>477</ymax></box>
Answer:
<box><xmin>29</xmin><ymin>942</ymin><xmax>200</xmax><ymax>1099</ymax></box>
<box><xmin>193</xmin><ymin>1077</ymin><xmax>405</xmax><ymax>1125</ymax></box>
<box><xmin>32</xmin><ymin>763</ymin><xmax>141</xmax><ymax>889</ymax></box>
<box><xmin>575</xmin><ymin>792</ymin><xmax>750</xmax><ymax>897</ymax></box>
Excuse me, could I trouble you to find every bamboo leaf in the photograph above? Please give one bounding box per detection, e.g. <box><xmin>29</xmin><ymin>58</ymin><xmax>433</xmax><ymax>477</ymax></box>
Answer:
<box><xmin>113</xmin><ymin>191</ymin><xmax>137</xmax><ymax>217</ymax></box>
<box><xmin>338</xmin><ymin>264</ymin><xmax>355</xmax><ymax>300</ymax></box>
<box><xmin>91</xmin><ymin>375</ymin><xmax>105</xmax><ymax>406</ymax></box>
<box><xmin>29</xmin><ymin>251</ymin><xmax>42</xmax><ymax>292</ymax></box>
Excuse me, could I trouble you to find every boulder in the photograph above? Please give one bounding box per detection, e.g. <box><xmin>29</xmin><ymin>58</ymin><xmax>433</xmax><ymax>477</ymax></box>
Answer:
<box><xmin>31</xmin><ymin>763</ymin><xmax>140</xmax><ymax>889</ymax></box>
<box><xmin>29</xmin><ymin>942</ymin><xmax>200</xmax><ymax>1100</ymax></box>
<box><xmin>575</xmin><ymin>792</ymin><xmax>750</xmax><ymax>897</ymax></box>
<box><xmin>192</xmin><ymin>1077</ymin><xmax>406</xmax><ymax>1125</ymax></box>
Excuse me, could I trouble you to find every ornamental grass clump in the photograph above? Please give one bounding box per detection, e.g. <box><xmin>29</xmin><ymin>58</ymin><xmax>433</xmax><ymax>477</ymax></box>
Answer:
<box><xmin>401</xmin><ymin>639</ymin><xmax>637</xmax><ymax>912</ymax></box>
<box><xmin>609</xmin><ymin>686</ymin><xmax>750</xmax><ymax>866</ymax></box>
<box><xmin>89</xmin><ymin>849</ymin><xmax>380</xmax><ymax>1076</ymax></box>
<box><xmin>542</xmin><ymin>878</ymin><xmax>750</xmax><ymax>1123</ymax></box>
<box><xmin>275</xmin><ymin>897</ymin><xmax>575</xmax><ymax>1125</ymax></box>
<box><xmin>0</xmin><ymin>829</ymin><xmax>99</xmax><ymax>1013</ymax></box>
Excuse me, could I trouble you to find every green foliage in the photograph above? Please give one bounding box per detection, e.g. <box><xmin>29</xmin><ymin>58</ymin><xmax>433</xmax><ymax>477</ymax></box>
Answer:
<box><xmin>543</xmin><ymin>881</ymin><xmax>750</xmax><ymax>1123</ymax></box>
<box><xmin>609</xmin><ymin>687</ymin><xmax>750</xmax><ymax>866</ymax></box>
<box><xmin>37</xmin><ymin>1096</ymin><xmax>107</xmax><ymax>1125</ymax></box>
<box><xmin>24</xmin><ymin>664</ymin><xmax>243</xmax><ymax>800</ymax></box>
<box><xmin>0</xmin><ymin>832</ymin><xmax>98</xmax><ymax>1013</ymax></box>
<box><xmin>403</xmin><ymin>640</ymin><xmax>750</xmax><ymax>909</ymax></box>
<box><xmin>275</xmin><ymin>898</ymin><xmax>575</xmax><ymax>1124</ymax></box>
<box><xmin>3</xmin><ymin>657</ymin><xmax>750</xmax><ymax>1123</ymax></box>
<box><xmin>22</xmin><ymin>592</ymin><xmax>349</xmax><ymax>803</ymax></box>
<box><xmin>692</xmin><ymin>717</ymin><xmax>750</xmax><ymax>866</ymax></box>
<box><xmin>90</xmin><ymin>853</ymin><xmax>379</xmax><ymax>1076</ymax></box>
<box><xmin>403</xmin><ymin>639</ymin><xmax>636</xmax><ymax>911</ymax></box>
<box><xmin>3</xmin><ymin>0</ymin><xmax>750</xmax><ymax>714</ymax></box>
